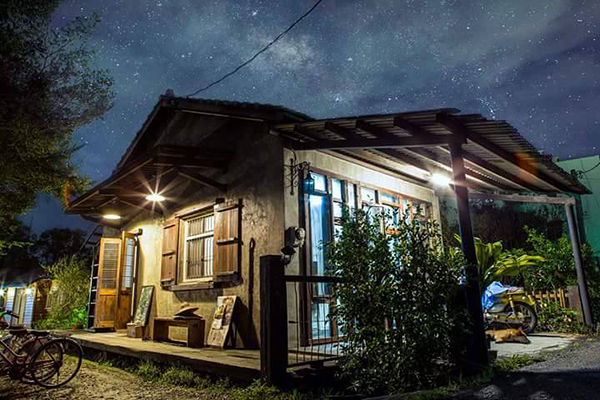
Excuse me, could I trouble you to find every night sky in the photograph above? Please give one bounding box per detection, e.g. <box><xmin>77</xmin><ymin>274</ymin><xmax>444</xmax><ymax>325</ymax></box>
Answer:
<box><xmin>27</xmin><ymin>0</ymin><xmax>600</xmax><ymax>233</ymax></box>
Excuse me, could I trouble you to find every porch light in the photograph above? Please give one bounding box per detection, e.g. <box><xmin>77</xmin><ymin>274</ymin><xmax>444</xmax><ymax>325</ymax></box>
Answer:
<box><xmin>102</xmin><ymin>200</ymin><xmax>122</xmax><ymax>220</ymax></box>
<box><xmin>303</xmin><ymin>171</ymin><xmax>315</xmax><ymax>194</ymax></box>
<box><xmin>146</xmin><ymin>193</ymin><xmax>165</xmax><ymax>202</ymax></box>
<box><xmin>431</xmin><ymin>173</ymin><xmax>452</xmax><ymax>187</ymax></box>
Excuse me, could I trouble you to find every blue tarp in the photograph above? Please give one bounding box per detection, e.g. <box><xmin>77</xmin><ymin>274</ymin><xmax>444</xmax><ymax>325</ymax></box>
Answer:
<box><xmin>481</xmin><ymin>281</ymin><xmax>519</xmax><ymax>310</ymax></box>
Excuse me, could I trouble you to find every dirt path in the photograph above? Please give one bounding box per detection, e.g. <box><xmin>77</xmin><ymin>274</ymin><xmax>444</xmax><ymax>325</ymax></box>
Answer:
<box><xmin>0</xmin><ymin>361</ymin><xmax>229</xmax><ymax>400</ymax></box>
<box><xmin>453</xmin><ymin>339</ymin><xmax>600</xmax><ymax>400</ymax></box>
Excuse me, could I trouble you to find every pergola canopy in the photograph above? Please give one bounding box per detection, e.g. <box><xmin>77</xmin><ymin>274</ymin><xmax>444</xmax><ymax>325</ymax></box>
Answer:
<box><xmin>274</xmin><ymin>109</ymin><xmax>589</xmax><ymax>195</ymax></box>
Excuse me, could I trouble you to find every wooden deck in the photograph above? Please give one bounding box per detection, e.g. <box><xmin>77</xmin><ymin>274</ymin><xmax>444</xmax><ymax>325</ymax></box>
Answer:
<box><xmin>71</xmin><ymin>331</ymin><xmax>261</xmax><ymax>381</ymax></box>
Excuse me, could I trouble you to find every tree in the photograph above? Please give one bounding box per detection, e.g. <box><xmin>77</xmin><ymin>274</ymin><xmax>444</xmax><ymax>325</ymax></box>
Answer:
<box><xmin>440</xmin><ymin>198</ymin><xmax>565</xmax><ymax>249</ymax></box>
<box><xmin>34</xmin><ymin>227</ymin><xmax>90</xmax><ymax>265</ymax></box>
<box><xmin>0</xmin><ymin>1</ymin><xmax>114</xmax><ymax>229</ymax></box>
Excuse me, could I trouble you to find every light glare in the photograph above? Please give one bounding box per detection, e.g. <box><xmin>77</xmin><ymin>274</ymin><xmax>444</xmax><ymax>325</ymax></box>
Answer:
<box><xmin>431</xmin><ymin>173</ymin><xmax>452</xmax><ymax>186</ymax></box>
<box><xmin>103</xmin><ymin>214</ymin><xmax>121</xmax><ymax>220</ymax></box>
<box><xmin>146</xmin><ymin>193</ymin><xmax>165</xmax><ymax>202</ymax></box>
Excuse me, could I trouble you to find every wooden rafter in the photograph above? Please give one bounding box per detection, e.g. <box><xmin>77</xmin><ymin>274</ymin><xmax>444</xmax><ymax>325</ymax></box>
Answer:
<box><xmin>292</xmin><ymin>135</ymin><xmax>460</xmax><ymax>151</ymax></box>
<box><xmin>357</xmin><ymin>119</ymin><xmax>497</xmax><ymax>190</ymax></box>
<box><xmin>324</xmin><ymin>122</ymin><xmax>362</xmax><ymax>140</ymax></box>
<box><xmin>392</xmin><ymin>115</ymin><xmax>536</xmax><ymax>192</ymax></box>
<box><xmin>176</xmin><ymin>169</ymin><xmax>227</xmax><ymax>192</ymax></box>
<box><xmin>436</xmin><ymin>113</ymin><xmax>570</xmax><ymax>192</ymax></box>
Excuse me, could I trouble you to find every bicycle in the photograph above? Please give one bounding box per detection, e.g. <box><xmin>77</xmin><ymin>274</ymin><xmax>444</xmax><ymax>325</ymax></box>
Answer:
<box><xmin>0</xmin><ymin>308</ymin><xmax>84</xmax><ymax>388</ymax></box>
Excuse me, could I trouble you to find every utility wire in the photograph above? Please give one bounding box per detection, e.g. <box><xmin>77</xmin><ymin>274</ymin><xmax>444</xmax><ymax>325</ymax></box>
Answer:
<box><xmin>580</xmin><ymin>157</ymin><xmax>600</xmax><ymax>174</ymax></box>
<box><xmin>185</xmin><ymin>0</ymin><xmax>325</xmax><ymax>97</ymax></box>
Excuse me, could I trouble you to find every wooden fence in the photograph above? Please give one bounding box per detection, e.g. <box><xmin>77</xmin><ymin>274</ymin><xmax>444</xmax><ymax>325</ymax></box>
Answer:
<box><xmin>528</xmin><ymin>285</ymin><xmax>583</xmax><ymax>319</ymax></box>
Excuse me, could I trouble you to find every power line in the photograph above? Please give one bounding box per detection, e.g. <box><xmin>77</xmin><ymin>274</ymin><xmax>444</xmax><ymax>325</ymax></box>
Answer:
<box><xmin>186</xmin><ymin>0</ymin><xmax>325</xmax><ymax>98</ymax></box>
<box><xmin>581</xmin><ymin>157</ymin><xmax>600</xmax><ymax>174</ymax></box>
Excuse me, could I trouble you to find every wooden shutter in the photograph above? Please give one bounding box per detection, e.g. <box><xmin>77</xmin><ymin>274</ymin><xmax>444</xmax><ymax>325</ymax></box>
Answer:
<box><xmin>161</xmin><ymin>218</ymin><xmax>180</xmax><ymax>288</ymax></box>
<box><xmin>213</xmin><ymin>200</ymin><xmax>242</xmax><ymax>280</ymax></box>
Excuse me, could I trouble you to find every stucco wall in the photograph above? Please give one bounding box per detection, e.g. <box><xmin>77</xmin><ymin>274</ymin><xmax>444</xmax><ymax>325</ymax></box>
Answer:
<box><xmin>120</xmin><ymin>120</ymin><xmax>286</xmax><ymax>348</ymax></box>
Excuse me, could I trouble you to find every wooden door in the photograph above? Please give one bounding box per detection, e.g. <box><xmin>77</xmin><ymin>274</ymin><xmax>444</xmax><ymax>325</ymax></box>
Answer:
<box><xmin>115</xmin><ymin>232</ymin><xmax>136</xmax><ymax>329</ymax></box>
<box><xmin>94</xmin><ymin>238</ymin><xmax>122</xmax><ymax>329</ymax></box>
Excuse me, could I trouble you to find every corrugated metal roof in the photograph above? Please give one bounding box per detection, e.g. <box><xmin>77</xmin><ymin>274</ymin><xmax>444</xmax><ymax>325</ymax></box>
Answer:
<box><xmin>274</xmin><ymin>109</ymin><xmax>588</xmax><ymax>194</ymax></box>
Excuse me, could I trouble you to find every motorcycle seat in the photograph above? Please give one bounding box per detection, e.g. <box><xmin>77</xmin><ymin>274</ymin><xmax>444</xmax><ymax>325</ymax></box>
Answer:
<box><xmin>29</xmin><ymin>330</ymin><xmax>50</xmax><ymax>337</ymax></box>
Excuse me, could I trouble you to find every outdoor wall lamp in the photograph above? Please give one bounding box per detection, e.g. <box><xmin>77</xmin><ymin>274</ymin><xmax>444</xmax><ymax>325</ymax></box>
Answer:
<box><xmin>431</xmin><ymin>173</ymin><xmax>452</xmax><ymax>187</ymax></box>
<box><xmin>146</xmin><ymin>193</ymin><xmax>165</xmax><ymax>202</ymax></box>
<box><xmin>102</xmin><ymin>199</ymin><xmax>122</xmax><ymax>220</ymax></box>
<box><xmin>287</xmin><ymin>158</ymin><xmax>314</xmax><ymax>195</ymax></box>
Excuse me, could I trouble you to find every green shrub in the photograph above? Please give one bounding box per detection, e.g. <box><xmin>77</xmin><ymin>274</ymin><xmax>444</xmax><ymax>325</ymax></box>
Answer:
<box><xmin>536</xmin><ymin>302</ymin><xmax>593</xmax><ymax>334</ymax></box>
<box><xmin>522</xmin><ymin>227</ymin><xmax>596</xmax><ymax>291</ymax></box>
<box><xmin>327</xmin><ymin>207</ymin><xmax>468</xmax><ymax>395</ymax></box>
<box><xmin>34</xmin><ymin>255</ymin><xmax>90</xmax><ymax>329</ymax></box>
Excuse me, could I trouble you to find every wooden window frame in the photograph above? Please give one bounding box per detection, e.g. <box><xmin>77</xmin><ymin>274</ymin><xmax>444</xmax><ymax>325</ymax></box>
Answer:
<box><xmin>300</xmin><ymin>167</ymin><xmax>433</xmax><ymax>344</ymax></box>
<box><xmin>181</xmin><ymin>212</ymin><xmax>215</xmax><ymax>283</ymax></box>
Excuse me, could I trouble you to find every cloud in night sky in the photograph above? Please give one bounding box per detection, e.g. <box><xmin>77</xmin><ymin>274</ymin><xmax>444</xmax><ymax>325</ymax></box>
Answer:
<box><xmin>26</xmin><ymin>0</ymin><xmax>600</xmax><ymax>233</ymax></box>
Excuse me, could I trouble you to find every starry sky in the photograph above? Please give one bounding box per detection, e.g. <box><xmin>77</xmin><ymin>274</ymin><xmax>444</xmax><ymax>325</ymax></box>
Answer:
<box><xmin>27</xmin><ymin>0</ymin><xmax>600</xmax><ymax>233</ymax></box>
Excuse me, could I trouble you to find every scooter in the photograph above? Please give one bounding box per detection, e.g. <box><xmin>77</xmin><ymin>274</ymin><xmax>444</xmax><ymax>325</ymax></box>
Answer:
<box><xmin>482</xmin><ymin>282</ymin><xmax>538</xmax><ymax>334</ymax></box>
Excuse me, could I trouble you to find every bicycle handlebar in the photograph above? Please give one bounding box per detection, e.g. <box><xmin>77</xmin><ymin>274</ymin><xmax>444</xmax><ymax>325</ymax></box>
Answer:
<box><xmin>0</xmin><ymin>309</ymin><xmax>19</xmax><ymax>319</ymax></box>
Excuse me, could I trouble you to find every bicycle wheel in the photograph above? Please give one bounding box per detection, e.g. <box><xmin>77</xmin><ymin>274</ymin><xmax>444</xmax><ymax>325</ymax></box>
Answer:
<box><xmin>29</xmin><ymin>338</ymin><xmax>83</xmax><ymax>388</ymax></box>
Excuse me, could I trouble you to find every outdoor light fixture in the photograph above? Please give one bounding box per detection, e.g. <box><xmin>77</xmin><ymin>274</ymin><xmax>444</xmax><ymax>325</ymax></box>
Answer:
<box><xmin>303</xmin><ymin>170</ymin><xmax>315</xmax><ymax>194</ymax></box>
<box><xmin>25</xmin><ymin>288</ymin><xmax>33</xmax><ymax>296</ymax></box>
<box><xmin>146</xmin><ymin>193</ymin><xmax>165</xmax><ymax>202</ymax></box>
<box><xmin>287</xmin><ymin>158</ymin><xmax>313</xmax><ymax>195</ymax></box>
<box><xmin>431</xmin><ymin>173</ymin><xmax>452</xmax><ymax>187</ymax></box>
<box><xmin>102</xmin><ymin>199</ymin><xmax>122</xmax><ymax>221</ymax></box>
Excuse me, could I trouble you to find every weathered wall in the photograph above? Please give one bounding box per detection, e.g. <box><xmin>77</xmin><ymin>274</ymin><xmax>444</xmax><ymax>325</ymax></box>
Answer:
<box><xmin>121</xmin><ymin>118</ymin><xmax>286</xmax><ymax>348</ymax></box>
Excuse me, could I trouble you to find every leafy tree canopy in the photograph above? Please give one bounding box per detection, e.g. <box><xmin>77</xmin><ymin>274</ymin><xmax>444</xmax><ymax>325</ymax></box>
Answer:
<box><xmin>0</xmin><ymin>0</ymin><xmax>114</xmax><ymax>230</ymax></box>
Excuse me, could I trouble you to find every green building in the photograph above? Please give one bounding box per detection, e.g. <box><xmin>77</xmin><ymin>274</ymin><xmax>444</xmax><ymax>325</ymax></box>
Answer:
<box><xmin>557</xmin><ymin>155</ymin><xmax>600</xmax><ymax>258</ymax></box>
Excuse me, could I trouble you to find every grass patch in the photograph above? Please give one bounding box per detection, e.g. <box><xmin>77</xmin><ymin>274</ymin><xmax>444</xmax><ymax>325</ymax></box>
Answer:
<box><xmin>130</xmin><ymin>360</ymin><xmax>297</xmax><ymax>399</ymax></box>
<box><xmin>492</xmin><ymin>354</ymin><xmax>547</xmax><ymax>374</ymax></box>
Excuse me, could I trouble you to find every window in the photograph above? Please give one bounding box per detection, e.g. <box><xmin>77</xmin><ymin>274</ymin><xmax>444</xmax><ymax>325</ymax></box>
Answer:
<box><xmin>121</xmin><ymin>237</ymin><xmax>135</xmax><ymax>290</ymax></box>
<box><xmin>303</xmin><ymin>171</ymin><xmax>433</xmax><ymax>343</ymax></box>
<box><xmin>183</xmin><ymin>213</ymin><xmax>214</xmax><ymax>281</ymax></box>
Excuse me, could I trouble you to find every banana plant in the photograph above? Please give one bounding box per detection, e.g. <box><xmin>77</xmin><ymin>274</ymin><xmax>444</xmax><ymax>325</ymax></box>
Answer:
<box><xmin>453</xmin><ymin>234</ymin><xmax>545</xmax><ymax>288</ymax></box>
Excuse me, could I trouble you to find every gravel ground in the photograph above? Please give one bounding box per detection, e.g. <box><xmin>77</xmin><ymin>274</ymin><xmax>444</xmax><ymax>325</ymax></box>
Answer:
<box><xmin>0</xmin><ymin>361</ymin><xmax>230</xmax><ymax>400</ymax></box>
<box><xmin>453</xmin><ymin>338</ymin><xmax>600</xmax><ymax>400</ymax></box>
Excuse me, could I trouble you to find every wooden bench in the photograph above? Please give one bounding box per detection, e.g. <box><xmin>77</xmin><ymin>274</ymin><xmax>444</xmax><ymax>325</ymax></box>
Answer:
<box><xmin>152</xmin><ymin>317</ymin><xmax>205</xmax><ymax>348</ymax></box>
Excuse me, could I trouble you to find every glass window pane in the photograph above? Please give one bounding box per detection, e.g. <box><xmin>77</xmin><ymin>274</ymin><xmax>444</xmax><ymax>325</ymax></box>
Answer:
<box><xmin>333</xmin><ymin>224</ymin><xmax>343</xmax><ymax>241</ymax></box>
<box><xmin>311</xmin><ymin>302</ymin><xmax>332</xmax><ymax>340</ymax></box>
<box><xmin>383</xmin><ymin>205</ymin><xmax>400</xmax><ymax>227</ymax></box>
<box><xmin>309</xmin><ymin>194</ymin><xmax>331</xmax><ymax>278</ymax></box>
<box><xmin>333</xmin><ymin>201</ymin><xmax>343</xmax><ymax>218</ymax></box>
<box><xmin>332</xmin><ymin>179</ymin><xmax>343</xmax><ymax>200</ymax></box>
<box><xmin>313</xmin><ymin>173</ymin><xmax>327</xmax><ymax>192</ymax></box>
<box><xmin>347</xmin><ymin>183</ymin><xmax>357</xmax><ymax>210</ymax></box>
<box><xmin>380</xmin><ymin>192</ymin><xmax>397</xmax><ymax>204</ymax></box>
<box><xmin>361</xmin><ymin>187</ymin><xmax>376</xmax><ymax>203</ymax></box>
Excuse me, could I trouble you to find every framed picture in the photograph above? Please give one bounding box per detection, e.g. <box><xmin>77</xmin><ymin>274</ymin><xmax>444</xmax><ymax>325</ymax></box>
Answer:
<box><xmin>207</xmin><ymin>296</ymin><xmax>237</xmax><ymax>348</ymax></box>
<box><xmin>133</xmin><ymin>285</ymin><xmax>154</xmax><ymax>327</ymax></box>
